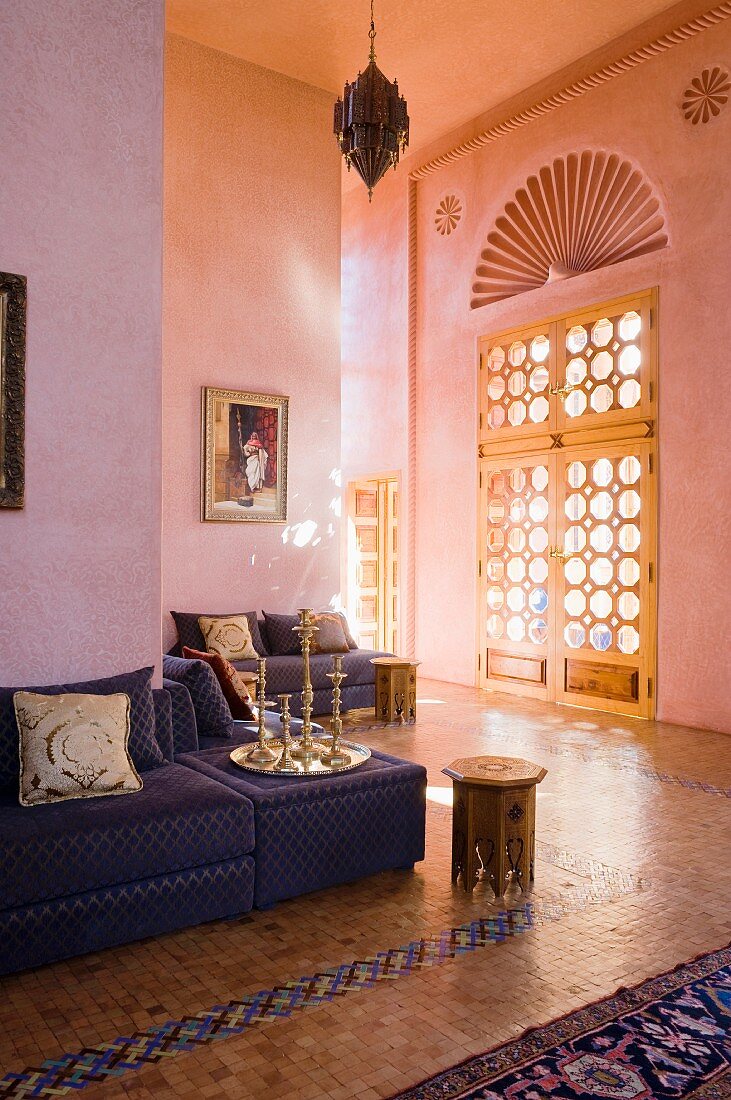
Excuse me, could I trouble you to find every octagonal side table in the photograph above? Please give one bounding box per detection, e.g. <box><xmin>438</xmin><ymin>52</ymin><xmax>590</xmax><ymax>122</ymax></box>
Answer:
<box><xmin>443</xmin><ymin>755</ymin><xmax>547</xmax><ymax>896</ymax></box>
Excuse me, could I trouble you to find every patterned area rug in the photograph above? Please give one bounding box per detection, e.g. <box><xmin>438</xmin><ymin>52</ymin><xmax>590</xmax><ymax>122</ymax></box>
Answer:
<box><xmin>391</xmin><ymin>945</ymin><xmax>731</xmax><ymax>1099</ymax></box>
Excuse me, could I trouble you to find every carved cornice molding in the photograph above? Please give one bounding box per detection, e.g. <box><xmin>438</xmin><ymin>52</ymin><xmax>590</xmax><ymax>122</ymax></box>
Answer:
<box><xmin>410</xmin><ymin>0</ymin><xmax>731</xmax><ymax>181</ymax></box>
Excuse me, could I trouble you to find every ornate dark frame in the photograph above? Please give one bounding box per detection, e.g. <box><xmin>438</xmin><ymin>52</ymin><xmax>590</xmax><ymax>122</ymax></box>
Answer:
<box><xmin>0</xmin><ymin>272</ymin><xmax>26</xmax><ymax>509</ymax></box>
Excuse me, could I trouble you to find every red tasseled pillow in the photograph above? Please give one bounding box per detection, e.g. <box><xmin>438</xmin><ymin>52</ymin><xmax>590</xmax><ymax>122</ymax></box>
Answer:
<box><xmin>182</xmin><ymin>647</ymin><xmax>257</xmax><ymax>722</ymax></box>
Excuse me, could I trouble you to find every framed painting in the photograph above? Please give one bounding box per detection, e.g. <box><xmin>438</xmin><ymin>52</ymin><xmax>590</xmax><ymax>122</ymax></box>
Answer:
<box><xmin>201</xmin><ymin>387</ymin><xmax>289</xmax><ymax>522</ymax></box>
<box><xmin>0</xmin><ymin>271</ymin><xmax>26</xmax><ymax>509</ymax></box>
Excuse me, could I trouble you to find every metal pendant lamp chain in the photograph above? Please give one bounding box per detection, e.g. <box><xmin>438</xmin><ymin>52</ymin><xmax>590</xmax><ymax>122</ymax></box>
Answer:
<box><xmin>333</xmin><ymin>0</ymin><xmax>410</xmax><ymax>200</ymax></box>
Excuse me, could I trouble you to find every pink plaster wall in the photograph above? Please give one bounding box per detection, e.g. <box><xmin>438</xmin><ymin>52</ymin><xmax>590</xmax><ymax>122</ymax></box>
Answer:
<box><xmin>341</xmin><ymin>20</ymin><xmax>731</xmax><ymax>732</ymax></box>
<box><xmin>0</xmin><ymin>0</ymin><xmax>164</xmax><ymax>683</ymax></box>
<box><xmin>163</xmin><ymin>36</ymin><xmax>341</xmax><ymax>649</ymax></box>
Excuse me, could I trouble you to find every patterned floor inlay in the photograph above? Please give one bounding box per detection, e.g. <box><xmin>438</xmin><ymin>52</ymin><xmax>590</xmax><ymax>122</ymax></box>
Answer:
<box><xmin>391</xmin><ymin>944</ymin><xmax>731</xmax><ymax>1099</ymax></box>
<box><xmin>0</xmin><ymin>844</ymin><xmax>648</xmax><ymax>1099</ymax></box>
<box><xmin>0</xmin><ymin>907</ymin><xmax>534</xmax><ymax>1099</ymax></box>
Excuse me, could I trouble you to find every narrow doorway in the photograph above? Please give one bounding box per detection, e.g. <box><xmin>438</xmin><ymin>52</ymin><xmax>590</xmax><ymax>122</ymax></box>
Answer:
<box><xmin>346</xmin><ymin>475</ymin><xmax>400</xmax><ymax>652</ymax></box>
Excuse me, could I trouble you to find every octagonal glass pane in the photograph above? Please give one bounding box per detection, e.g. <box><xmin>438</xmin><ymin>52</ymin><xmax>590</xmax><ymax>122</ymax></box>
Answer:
<box><xmin>486</xmin><ymin>586</ymin><xmax>504</xmax><ymax>611</ymax></box>
<box><xmin>508</xmin><ymin>341</ymin><xmax>526</xmax><ymax>367</ymax></box>
<box><xmin>507</xmin><ymin>557</ymin><xmax>526</xmax><ymax>583</ymax></box>
<box><xmin>619</xmin><ymin>379</ymin><xmax>641</xmax><ymax>408</ymax></box>
<box><xmin>529</xmin><ymin>557</ymin><xmax>549</xmax><ymax>583</ymax></box>
<box><xmin>565</xmin><ymin>389</ymin><xmax>587</xmax><ymax>418</ymax></box>
<box><xmin>565</xmin><ymin>526</ymin><xmax>586</xmax><ymax>553</ymax></box>
<box><xmin>592</xmin><ymin>458</ymin><xmax>613</xmax><ymax>486</ymax></box>
<box><xmin>532</xmin><ymin>465</ymin><xmax>549</xmax><ymax>492</ymax></box>
<box><xmin>619</xmin><ymin>524</ymin><xmax>640</xmax><ymax>552</ymax></box>
<box><xmin>619</xmin><ymin>311</ymin><xmax>641</xmax><ymax>340</ymax></box>
<box><xmin>590</xmin><ymin>491</ymin><xmax>613</xmax><ymax>520</ymax></box>
<box><xmin>590</xmin><ymin>384</ymin><xmax>613</xmax><ymax>413</ymax></box>
<box><xmin>618</xmin><ymin>592</ymin><xmax>640</xmax><ymax>620</ymax></box>
<box><xmin>529</xmin><ymin>527</ymin><xmax>549</xmax><ymax>553</ymax></box>
<box><xmin>529</xmin><ymin>366</ymin><xmax>549</xmax><ymax>392</ymax></box>
<box><xmin>590</xmin><ymin>591</ymin><xmax>612</xmax><ymax>619</ymax></box>
<box><xmin>589</xmin><ymin>524</ymin><xmax>613</xmax><ymax>552</ymax></box>
<box><xmin>564</xmin><ymin>557</ymin><xmax>586</xmax><ymax>585</ymax></box>
<box><xmin>591</xmin><ymin>318</ymin><xmax>613</xmax><ymax>347</ymax></box>
<box><xmin>508</xmin><ymin>401</ymin><xmax>526</xmax><ymax>426</ymax></box>
<box><xmin>530</xmin><ymin>335</ymin><xmax>550</xmax><ymax>362</ymax></box>
<box><xmin>565</xmin><ymin>492</ymin><xmax>586</xmax><ymax>520</ymax></box>
<box><xmin>618</xmin><ymin>558</ymin><xmax>640</xmax><ymax>586</ymax></box>
<box><xmin>589</xmin><ymin>557</ymin><xmax>613</xmax><ymax>586</ymax></box>
<box><xmin>565</xmin><ymin>589</ymin><xmax>586</xmax><ymax>616</ymax></box>
<box><xmin>488</xmin><ymin>347</ymin><xmax>505</xmax><ymax>371</ymax></box>
<box><xmin>565</xmin><ymin>621</ymin><xmax>586</xmax><ymax>648</ymax></box>
<box><xmin>590</xmin><ymin>623</ymin><xmax>612</xmax><ymax>651</ymax></box>
<box><xmin>619</xmin><ymin>345</ymin><xmax>641</xmax><ymax>376</ymax></box>
<box><xmin>486</xmin><ymin>614</ymin><xmax>504</xmax><ymax>639</ymax></box>
<box><xmin>618</xmin><ymin>625</ymin><xmax>640</xmax><ymax>654</ymax></box>
<box><xmin>591</xmin><ymin>351</ymin><xmax>613</xmax><ymax>379</ymax></box>
<box><xmin>528</xmin><ymin>495</ymin><xmax>548</xmax><ymax>522</ymax></box>
<box><xmin>507</xmin><ymin>615</ymin><xmax>526</xmax><ymax>641</ymax></box>
<box><xmin>488</xmin><ymin>376</ymin><xmax>506</xmax><ymax>401</ymax></box>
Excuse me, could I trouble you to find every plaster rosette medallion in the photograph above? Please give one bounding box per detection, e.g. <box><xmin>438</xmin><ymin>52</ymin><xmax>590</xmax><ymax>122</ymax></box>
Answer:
<box><xmin>470</xmin><ymin>151</ymin><xmax>668</xmax><ymax>310</ymax></box>
<box><xmin>682</xmin><ymin>66</ymin><xmax>730</xmax><ymax>124</ymax></box>
<box><xmin>434</xmin><ymin>193</ymin><xmax>463</xmax><ymax>236</ymax></box>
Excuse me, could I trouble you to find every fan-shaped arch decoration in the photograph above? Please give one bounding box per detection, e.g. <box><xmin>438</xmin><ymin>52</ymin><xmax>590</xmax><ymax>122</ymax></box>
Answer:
<box><xmin>470</xmin><ymin>151</ymin><xmax>668</xmax><ymax>310</ymax></box>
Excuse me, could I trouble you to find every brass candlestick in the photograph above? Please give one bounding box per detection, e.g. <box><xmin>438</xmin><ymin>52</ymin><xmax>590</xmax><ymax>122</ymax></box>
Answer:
<box><xmin>246</xmin><ymin>658</ymin><xmax>277</xmax><ymax>763</ymax></box>
<box><xmin>275</xmin><ymin>694</ymin><xmax>296</xmax><ymax>771</ymax></box>
<box><xmin>322</xmin><ymin>655</ymin><xmax>351</xmax><ymax>767</ymax></box>
<box><xmin>290</xmin><ymin>608</ymin><xmax>322</xmax><ymax>763</ymax></box>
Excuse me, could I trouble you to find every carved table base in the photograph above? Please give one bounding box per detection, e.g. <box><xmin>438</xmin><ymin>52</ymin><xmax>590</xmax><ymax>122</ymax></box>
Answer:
<box><xmin>443</xmin><ymin>756</ymin><xmax>547</xmax><ymax>896</ymax></box>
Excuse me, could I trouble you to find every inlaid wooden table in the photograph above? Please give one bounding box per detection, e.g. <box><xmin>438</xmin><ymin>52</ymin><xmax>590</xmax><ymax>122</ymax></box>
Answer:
<box><xmin>370</xmin><ymin>657</ymin><xmax>420</xmax><ymax>723</ymax></box>
<box><xmin>443</xmin><ymin>755</ymin><xmax>547</xmax><ymax>896</ymax></box>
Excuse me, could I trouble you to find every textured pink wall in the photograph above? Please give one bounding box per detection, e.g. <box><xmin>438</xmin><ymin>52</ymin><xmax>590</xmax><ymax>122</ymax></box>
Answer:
<box><xmin>0</xmin><ymin>0</ymin><xmax>164</xmax><ymax>683</ymax></box>
<box><xmin>163</xmin><ymin>37</ymin><xmax>341</xmax><ymax>649</ymax></box>
<box><xmin>342</xmin><ymin>20</ymin><xmax>731</xmax><ymax>732</ymax></box>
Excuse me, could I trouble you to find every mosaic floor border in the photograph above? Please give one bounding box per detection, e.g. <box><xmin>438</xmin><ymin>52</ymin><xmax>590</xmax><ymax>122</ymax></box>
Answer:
<box><xmin>0</xmin><ymin>843</ymin><xmax>646</xmax><ymax>1099</ymax></box>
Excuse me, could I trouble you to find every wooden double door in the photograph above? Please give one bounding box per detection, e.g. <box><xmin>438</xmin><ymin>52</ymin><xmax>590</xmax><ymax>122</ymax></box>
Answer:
<box><xmin>347</xmin><ymin>476</ymin><xmax>400</xmax><ymax>653</ymax></box>
<box><xmin>477</xmin><ymin>291</ymin><xmax>658</xmax><ymax>718</ymax></box>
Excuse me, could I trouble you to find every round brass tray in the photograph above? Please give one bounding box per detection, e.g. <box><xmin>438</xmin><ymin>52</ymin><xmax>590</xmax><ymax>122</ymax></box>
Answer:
<box><xmin>230</xmin><ymin>739</ymin><xmax>371</xmax><ymax>776</ymax></box>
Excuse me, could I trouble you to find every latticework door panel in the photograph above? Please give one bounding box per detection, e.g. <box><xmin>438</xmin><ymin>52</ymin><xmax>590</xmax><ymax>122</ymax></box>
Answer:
<box><xmin>479</xmin><ymin>454</ymin><xmax>556</xmax><ymax>700</ymax></box>
<box><xmin>557</xmin><ymin>295</ymin><xmax>654</xmax><ymax>429</ymax></box>
<box><xmin>480</xmin><ymin>324</ymin><xmax>555</xmax><ymax>442</ymax></box>
<box><xmin>477</xmin><ymin>290</ymin><xmax>658</xmax><ymax>719</ymax></box>
<box><xmin>554</xmin><ymin>443</ymin><xmax>655</xmax><ymax>717</ymax></box>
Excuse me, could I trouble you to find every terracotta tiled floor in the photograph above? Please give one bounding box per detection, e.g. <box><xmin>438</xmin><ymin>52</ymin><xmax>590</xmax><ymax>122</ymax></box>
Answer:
<box><xmin>1</xmin><ymin>679</ymin><xmax>730</xmax><ymax>1098</ymax></box>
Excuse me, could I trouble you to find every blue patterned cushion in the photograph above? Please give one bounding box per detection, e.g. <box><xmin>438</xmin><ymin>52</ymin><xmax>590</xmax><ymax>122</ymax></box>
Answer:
<box><xmin>179</xmin><ymin>747</ymin><xmax>427</xmax><ymax>907</ymax></box>
<box><xmin>261</xmin><ymin>612</ymin><xmax>300</xmax><ymax>655</ymax></box>
<box><xmin>0</xmin><ymin>856</ymin><xmax>255</xmax><ymax>975</ymax></box>
<box><xmin>162</xmin><ymin>655</ymin><xmax>234</xmax><ymax>739</ymax></box>
<box><xmin>0</xmin><ymin>667</ymin><xmax>163</xmax><ymax>788</ymax></box>
<box><xmin>171</xmin><ymin>610</ymin><xmax>267</xmax><ymax>656</ymax></box>
<box><xmin>0</xmin><ymin>763</ymin><xmax>255</xmax><ymax>908</ymax></box>
<box><xmin>152</xmin><ymin>688</ymin><xmax>174</xmax><ymax>762</ymax></box>
<box><xmin>162</xmin><ymin>678</ymin><xmax>199</xmax><ymax>754</ymax></box>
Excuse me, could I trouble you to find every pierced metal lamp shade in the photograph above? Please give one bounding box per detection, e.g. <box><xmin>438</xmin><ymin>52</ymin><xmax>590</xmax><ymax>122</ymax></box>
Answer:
<box><xmin>334</xmin><ymin>59</ymin><xmax>409</xmax><ymax>200</ymax></box>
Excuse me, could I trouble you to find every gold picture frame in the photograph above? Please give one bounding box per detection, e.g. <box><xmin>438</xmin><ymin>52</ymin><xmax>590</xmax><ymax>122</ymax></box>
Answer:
<box><xmin>201</xmin><ymin>387</ymin><xmax>289</xmax><ymax>523</ymax></box>
<box><xmin>0</xmin><ymin>272</ymin><xmax>26</xmax><ymax>509</ymax></box>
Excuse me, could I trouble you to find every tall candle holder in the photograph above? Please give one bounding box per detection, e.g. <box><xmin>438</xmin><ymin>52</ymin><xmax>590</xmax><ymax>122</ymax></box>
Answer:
<box><xmin>290</xmin><ymin>608</ymin><xmax>323</xmax><ymax>763</ymax></box>
<box><xmin>246</xmin><ymin>657</ymin><xmax>277</xmax><ymax>763</ymax></box>
<box><xmin>322</xmin><ymin>655</ymin><xmax>351</xmax><ymax>768</ymax></box>
<box><xmin>274</xmin><ymin>694</ymin><xmax>296</xmax><ymax>771</ymax></box>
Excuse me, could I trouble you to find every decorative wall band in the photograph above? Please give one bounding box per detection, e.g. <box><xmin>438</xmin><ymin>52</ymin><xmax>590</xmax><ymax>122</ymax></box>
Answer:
<box><xmin>406</xmin><ymin>177</ymin><xmax>418</xmax><ymax>659</ymax></box>
<box><xmin>410</xmin><ymin>1</ymin><xmax>731</xmax><ymax>181</ymax></box>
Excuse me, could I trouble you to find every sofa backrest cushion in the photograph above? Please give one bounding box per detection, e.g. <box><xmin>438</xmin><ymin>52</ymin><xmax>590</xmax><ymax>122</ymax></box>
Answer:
<box><xmin>171</xmin><ymin>611</ymin><xmax>267</xmax><ymax>656</ymax></box>
<box><xmin>161</xmin><ymin>679</ymin><xmax>199</xmax><ymax>754</ymax></box>
<box><xmin>162</xmin><ymin>655</ymin><xmax>234</xmax><ymax>740</ymax></box>
<box><xmin>0</xmin><ymin>667</ymin><xmax>164</xmax><ymax>788</ymax></box>
<box><xmin>261</xmin><ymin>612</ymin><xmax>301</xmax><ymax>656</ymax></box>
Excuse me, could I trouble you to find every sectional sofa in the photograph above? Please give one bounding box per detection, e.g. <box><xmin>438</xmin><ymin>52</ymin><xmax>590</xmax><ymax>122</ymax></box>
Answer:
<box><xmin>0</xmin><ymin>666</ymin><xmax>426</xmax><ymax>975</ymax></box>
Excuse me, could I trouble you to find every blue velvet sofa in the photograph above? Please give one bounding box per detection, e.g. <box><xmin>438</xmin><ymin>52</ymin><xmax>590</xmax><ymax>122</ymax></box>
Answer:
<box><xmin>0</xmin><ymin>668</ymin><xmax>426</xmax><ymax>975</ymax></box>
<box><xmin>169</xmin><ymin>610</ymin><xmax>393</xmax><ymax>717</ymax></box>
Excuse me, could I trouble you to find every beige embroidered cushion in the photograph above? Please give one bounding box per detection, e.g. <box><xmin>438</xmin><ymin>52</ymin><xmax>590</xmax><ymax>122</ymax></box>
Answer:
<box><xmin>197</xmin><ymin>614</ymin><xmax>258</xmax><ymax>661</ymax></box>
<box><xmin>14</xmin><ymin>691</ymin><xmax>142</xmax><ymax>807</ymax></box>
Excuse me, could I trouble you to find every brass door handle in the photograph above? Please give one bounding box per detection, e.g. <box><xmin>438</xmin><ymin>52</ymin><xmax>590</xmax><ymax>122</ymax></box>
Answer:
<box><xmin>549</xmin><ymin>546</ymin><xmax>567</xmax><ymax>561</ymax></box>
<box><xmin>549</xmin><ymin>382</ymin><xmax>574</xmax><ymax>400</ymax></box>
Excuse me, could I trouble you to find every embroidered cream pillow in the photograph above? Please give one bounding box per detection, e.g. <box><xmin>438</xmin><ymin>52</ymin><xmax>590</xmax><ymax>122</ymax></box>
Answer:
<box><xmin>14</xmin><ymin>691</ymin><xmax>142</xmax><ymax>807</ymax></box>
<box><xmin>197</xmin><ymin>614</ymin><xmax>258</xmax><ymax>661</ymax></box>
